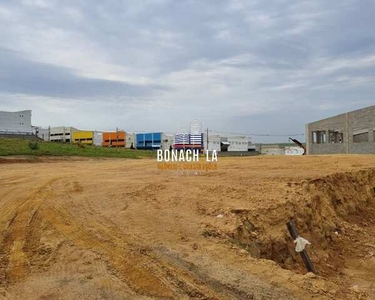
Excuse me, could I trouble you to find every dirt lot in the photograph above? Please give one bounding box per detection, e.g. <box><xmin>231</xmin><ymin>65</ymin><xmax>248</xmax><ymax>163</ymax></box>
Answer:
<box><xmin>0</xmin><ymin>155</ymin><xmax>375</xmax><ymax>299</ymax></box>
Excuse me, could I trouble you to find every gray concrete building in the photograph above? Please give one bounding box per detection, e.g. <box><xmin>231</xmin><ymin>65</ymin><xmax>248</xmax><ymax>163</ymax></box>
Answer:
<box><xmin>306</xmin><ymin>105</ymin><xmax>375</xmax><ymax>154</ymax></box>
<box><xmin>0</xmin><ymin>110</ymin><xmax>32</xmax><ymax>133</ymax></box>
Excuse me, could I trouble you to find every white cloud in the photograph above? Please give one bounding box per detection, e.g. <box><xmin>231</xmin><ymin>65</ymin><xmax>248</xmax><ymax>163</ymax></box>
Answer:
<box><xmin>0</xmin><ymin>0</ymin><xmax>374</xmax><ymax>141</ymax></box>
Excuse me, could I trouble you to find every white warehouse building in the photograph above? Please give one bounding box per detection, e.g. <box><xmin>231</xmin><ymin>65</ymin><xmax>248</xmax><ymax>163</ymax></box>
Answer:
<box><xmin>203</xmin><ymin>133</ymin><xmax>251</xmax><ymax>152</ymax></box>
<box><xmin>50</xmin><ymin>126</ymin><xmax>79</xmax><ymax>143</ymax></box>
<box><xmin>0</xmin><ymin>110</ymin><xmax>33</xmax><ymax>133</ymax></box>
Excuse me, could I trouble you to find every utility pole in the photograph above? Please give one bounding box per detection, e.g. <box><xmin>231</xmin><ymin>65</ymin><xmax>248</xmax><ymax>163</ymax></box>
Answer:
<box><xmin>345</xmin><ymin>113</ymin><xmax>349</xmax><ymax>154</ymax></box>
<box><xmin>206</xmin><ymin>128</ymin><xmax>209</xmax><ymax>152</ymax></box>
<box><xmin>116</xmin><ymin>127</ymin><xmax>119</xmax><ymax>148</ymax></box>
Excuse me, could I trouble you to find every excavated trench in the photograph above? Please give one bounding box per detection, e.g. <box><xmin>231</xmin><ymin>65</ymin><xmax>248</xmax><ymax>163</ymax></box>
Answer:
<box><xmin>222</xmin><ymin>169</ymin><xmax>375</xmax><ymax>277</ymax></box>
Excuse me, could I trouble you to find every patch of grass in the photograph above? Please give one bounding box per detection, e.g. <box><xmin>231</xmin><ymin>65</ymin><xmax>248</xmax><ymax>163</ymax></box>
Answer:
<box><xmin>0</xmin><ymin>138</ymin><xmax>155</xmax><ymax>159</ymax></box>
<box><xmin>28</xmin><ymin>141</ymin><xmax>39</xmax><ymax>150</ymax></box>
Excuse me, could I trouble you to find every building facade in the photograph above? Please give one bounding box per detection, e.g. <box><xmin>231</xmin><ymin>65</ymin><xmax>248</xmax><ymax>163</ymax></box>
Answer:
<box><xmin>36</xmin><ymin>127</ymin><xmax>50</xmax><ymax>141</ymax></box>
<box><xmin>306</xmin><ymin>105</ymin><xmax>375</xmax><ymax>154</ymax></box>
<box><xmin>173</xmin><ymin>131</ymin><xmax>204</xmax><ymax>151</ymax></box>
<box><xmin>72</xmin><ymin>131</ymin><xmax>94</xmax><ymax>145</ymax></box>
<box><xmin>162</xmin><ymin>134</ymin><xmax>174</xmax><ymax>150</ymax></box>
<box><xmin>259</xmin><ymin>144</ymin><xmax>285</xmax><ymax>155</ymax></box>
<box><xmin>203</xmin><ymin>134</ymin><xmax>251</xmax><ymax>152</ymax></box>
<box><xmin>204</xmin><ymin>134</ymin><xmax>221</xmax><ymax>152</ymax></box>
<box><xmin>125</xmin><ymin>133</ymin><xmax>135</xmax><ymax>148</ymax></box>
<box><xmin>102</xmin><ymin>131</ymin><xmax>126</xmax><ymax>147</ymax></box>
<box><xmin>0</xmin><ymin>110</ymin><xmax>32</xmax><ymax>133</ymax></box>
<box><xmin>136</xmin><ymin>132</ymin><xmax>162</xmax><ymax>150</ymax></box>
<box><xmin>93</xmin><ymin>131</ymin><xmax>103</xmax><ymax>146</ymax></box>
<box><xmin>50</xmin><ymin>127</ymin><xmax>79</xmax><ymax>143</ymax></box>
<box><xmin>227</xmin><ymin>136</ymin><xmax>249</xmax><ymax>151</ymax></box>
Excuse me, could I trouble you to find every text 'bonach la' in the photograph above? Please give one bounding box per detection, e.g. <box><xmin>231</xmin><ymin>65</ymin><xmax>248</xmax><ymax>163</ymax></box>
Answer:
<box><xmin>156</xmin><ymin>149</ymin><xmax>218</xmax><ymax>162</ymax></box>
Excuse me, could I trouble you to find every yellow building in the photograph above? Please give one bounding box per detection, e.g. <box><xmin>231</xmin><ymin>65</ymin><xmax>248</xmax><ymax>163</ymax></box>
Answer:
<box><xmin>72</xmin><ymin>131</ymin><xmax>94</xmax><ymax>145</ymax></box>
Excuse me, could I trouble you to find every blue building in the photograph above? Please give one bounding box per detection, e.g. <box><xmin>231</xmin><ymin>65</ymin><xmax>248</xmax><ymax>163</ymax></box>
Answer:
<box><xmin>136</xmin><ymin>132</ymin><xmax>163</xmax><ymax>150</ymax></box>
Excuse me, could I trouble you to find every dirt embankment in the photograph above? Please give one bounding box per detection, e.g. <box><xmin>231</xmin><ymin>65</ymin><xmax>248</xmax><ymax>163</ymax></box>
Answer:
<box><xmin>202</xmin><ymin>168</ymin><xmax>375</xmax><ymax>298</ymax></box>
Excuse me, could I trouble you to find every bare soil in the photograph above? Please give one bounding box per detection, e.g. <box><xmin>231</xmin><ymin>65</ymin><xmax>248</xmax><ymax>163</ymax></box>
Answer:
<box><xmin>1</xmin><ymin>155</ymin><xmax>375</xmax><ymax>299</ymax></box>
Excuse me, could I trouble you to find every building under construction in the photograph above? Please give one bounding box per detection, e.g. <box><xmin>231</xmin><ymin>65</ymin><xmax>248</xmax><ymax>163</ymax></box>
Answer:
<box><xmin>306</xmin><ymin>105</ymin><xmax>375</xmax><ymax>154</ymax></box>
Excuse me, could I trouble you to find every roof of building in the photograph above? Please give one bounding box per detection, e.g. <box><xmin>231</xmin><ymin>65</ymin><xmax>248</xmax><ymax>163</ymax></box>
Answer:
<box><xmin>0</xmin><ymin>110</ymin><xmax>31</xmax><ymax>113</ymax></box>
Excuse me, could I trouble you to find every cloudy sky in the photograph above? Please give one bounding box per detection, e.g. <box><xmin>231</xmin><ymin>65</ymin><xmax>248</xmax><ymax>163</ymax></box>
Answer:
<box><xmin>0</xmin><ymin>0</ymin><xmax>374</xmax><ymax>142</ymax></box>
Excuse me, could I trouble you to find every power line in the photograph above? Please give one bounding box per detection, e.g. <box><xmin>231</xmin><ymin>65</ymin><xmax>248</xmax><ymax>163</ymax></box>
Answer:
<box><xmin>208</xmin><ymin>129</ymin><xmax>304</xmax><ymax>137</ymax></box>
<box><xmin>247</xmin><ymin>133</ymin><xmax>304</xmax><ymax>137</ymax></box>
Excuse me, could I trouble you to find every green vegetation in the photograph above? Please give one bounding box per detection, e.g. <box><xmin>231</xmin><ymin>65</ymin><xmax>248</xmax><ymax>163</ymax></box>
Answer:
<box><xmin>0</xmin><ymin>138</ymin><xmax>154</xmax><ymax>159</ymax></box>
<box><xmin>28</xmin><ymin>141</ymin><xmax>39</xmax><ymax>150</ymax></box>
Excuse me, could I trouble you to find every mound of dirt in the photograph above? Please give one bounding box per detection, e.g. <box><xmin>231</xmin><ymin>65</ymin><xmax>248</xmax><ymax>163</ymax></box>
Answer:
<box><xmin>226</xmin><ymin>169</ymin><xmax>375</xmax><ymax>272</ymax></box>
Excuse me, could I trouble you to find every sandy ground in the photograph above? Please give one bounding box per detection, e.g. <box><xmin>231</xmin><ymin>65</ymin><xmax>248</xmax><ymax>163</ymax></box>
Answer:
<box><xmin>0</xmin><ymin>155</ymin><xmax>375</xmax><ymax>299</ymax></box>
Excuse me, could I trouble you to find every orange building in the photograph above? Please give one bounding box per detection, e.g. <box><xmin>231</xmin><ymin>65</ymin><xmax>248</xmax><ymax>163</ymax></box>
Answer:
<box><xmin>102</xmin><ymin>131</ymin><xmax>126</xmax><ymax>147</ymax></box>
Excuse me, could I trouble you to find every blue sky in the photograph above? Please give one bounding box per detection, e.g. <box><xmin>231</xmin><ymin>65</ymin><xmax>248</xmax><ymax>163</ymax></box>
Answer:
<box><xmin>0</xmin><ymin>0</ymin><xmax>374</xmax><ymax>142</ymax></box>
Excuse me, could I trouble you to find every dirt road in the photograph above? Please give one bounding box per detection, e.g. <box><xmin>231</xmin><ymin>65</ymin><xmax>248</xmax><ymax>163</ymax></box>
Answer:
<box><xmin>0</xmin><ymin>155</ymin><xmax>375</xmax><ymax>299</ymax></box>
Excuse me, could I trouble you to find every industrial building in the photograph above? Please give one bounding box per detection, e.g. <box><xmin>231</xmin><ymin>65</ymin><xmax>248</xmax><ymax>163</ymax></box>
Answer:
<box><xmin>173</xmin><ymin>120</ymin><xmax>204</xmax><ymax>151</ymax></box>
<box><xmin>227</xmin><ymin>137</ymin><xmax>249</xmax><ymax>151</ymax></box>
<box><xmin>36</xmin><ymin>127</ymin><xmax>50</xmax><ymax>141</ymax></box>
<box><xmin>204</xmin><ymin>134</ymin><xmax>221</xmax><ymax>152</ymax></box>
<box><xmin>0</xmin><ymin>110</ymin><xmax>33</xmax><ymax>134</ymax></box>
<box><xmin>72</xmin><ymin>131</ymin><xmax>94</xmax><ymax>145</ymax></box>
<box><xmin>173</xmin><ymin>131</ymin><xmax>203</xmax><ymax>150</ymax></box>
<box><xmin>171</xmin><ymin>121</ymin><xmax>252</xmax><ymax>153</ymax></box>
<box><xmin>93</xmin><ymin>131</ymin><xmax>103</xmax><ymax>146</ymax></box>
<box><xmin>258</xmin><ymin>144</ymin><xmax>305</xmax><ymax>156</ymax></box>
<box><xmin>50</xmin><ymin>127</ymin><xmax>79</xmax><ymax>143</ymax></box>
<box><xmin>162</xmin><ymin>133</ymin><xmax>174</xmax><ymax>150</ymax></box>
<box><xmin>258</xmin><ymin>144</ymin><xmax>285</xmax><ymax>155</ymax></box>
<box><xmin>125</xmin><ymin>133</ymin><xmax>135</xmax><ymax>149</ymax></box>
<box><xmin>203</xmin><ymin>134</ymin><xmax>251</xmax><ymax>152</ymax></box>
<box><xmin>306</xmin><ymin>105</ymin><xmax>375</xmax><ymax>155</ymax></box>
<box><xmin>102</xmin><ymin>131</ymin><xmax>126</xmax><ymax>147</ymax></box>
<box><xmin>136</xmin><ymin>132</ymin><xmax>174</xmax><ymax>150</ymax></box>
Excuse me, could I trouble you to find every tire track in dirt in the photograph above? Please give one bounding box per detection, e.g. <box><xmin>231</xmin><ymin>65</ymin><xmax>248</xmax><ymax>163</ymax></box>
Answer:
<box><xmin>0</xmin><ymin>178</ymin><xmax>60</xmax><ymax>288</ymax></box>
<box><xmin>42</xmin><ymin>201</ymin><xmax>176</xmax><ymax>298</ymax></box>
<box><xmin>150</xmin><ymin>247</ymin><xmax>255</xmax><ymax>300</ymax></box>
<box><xmin>34</xmin><ymin>178</ymin><xmax>256</xmax><ymax>299</ymax></box>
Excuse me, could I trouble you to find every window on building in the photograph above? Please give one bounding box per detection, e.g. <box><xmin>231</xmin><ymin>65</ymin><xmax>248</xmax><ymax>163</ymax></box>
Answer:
<box><xmin>321</xmin><ymin>131</ymin><xmax>327</xmax><ymax>143</ymax></box>
<box><xmin>329</xmin><ymin>131</ymin><xmax>344</xmax><ymax>143</ymax></box>
<box><xmin>312</xmin><ymin>131</ymin><xmax>327</xmax><ymax>144</ymax></box>
<box><xmin>353</xmin><ymin>131</ymin><xmax>369</xmax><ymax>143</ymax></box>
<box><xmin>312</xmin><ymin>132</ymin><xmax>317</xmax><ymax>143</ymax></box>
